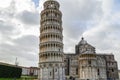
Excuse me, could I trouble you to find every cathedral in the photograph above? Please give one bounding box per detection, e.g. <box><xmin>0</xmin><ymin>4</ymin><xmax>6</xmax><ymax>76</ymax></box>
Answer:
<box><xmin>64</xmin><ymin>37</ymin><xmax>119</xmax><ymax>80</ymax></box>
<box><xmin>39</xmin><ymin>0</ymin><xmax>119</xmax><ymax>80</ymax></box>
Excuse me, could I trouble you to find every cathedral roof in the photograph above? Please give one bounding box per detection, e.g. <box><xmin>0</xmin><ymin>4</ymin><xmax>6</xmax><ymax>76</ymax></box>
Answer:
<box><xmin>78</xmin><ymin>37</ymin><xmax>94</xmax><ymax>48</ymax></box>
<box><xmin>77</xmin><ymin>37</ymin><xmax>96</xmax><ymax>54</ymax></box>
<box><xmin>78</xmin><ymin>37</ymin><xmax>87</xmax><ymax>45</ymax></box>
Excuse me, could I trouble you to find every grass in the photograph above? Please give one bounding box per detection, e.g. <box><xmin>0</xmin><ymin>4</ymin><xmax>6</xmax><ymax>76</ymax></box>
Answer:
<box><xmin>0</xmin><ymin>78</ymin><xmax>37</xmax><ymax>80</ymax></box>
<box><xmin>0</xmin><ymin>76</ymin><xmax>38</xmax><ymax>80</ymax></box>
<box><xmin>0</xmin><ymin>78</ymin><xmax>22</xmax><ymax>80</ymax></box>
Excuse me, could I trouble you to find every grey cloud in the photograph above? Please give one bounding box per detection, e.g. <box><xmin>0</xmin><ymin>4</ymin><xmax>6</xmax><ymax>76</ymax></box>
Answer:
<box><xmin>16</xmin><ymin>10</ymin><xmax>39</xmax><ymax>25</ymax></box>
<box><xmin>60</xmin><ymin>0</ymin><xmax>103</xmax><ymax>21</ymax></box>
<box><xmin>0</xmin><ymin>35</ymin><xmax>39</xmax><ymax>66</ymax></box>
<box><xmin>0</xmin><ymin>20</ymin><xmax>21</xmax><ymax>43</ymax></box>
<box><xmin>0</xmin><ymin>0</ymin><xmax>39</xmax><ymax>67</ymax></box>
<box><xmin>0</xmin><ymin>20</ymin><xmax>14</xmax><ymax>32</ymax></box>
<box><xmin>57</xmin><ymin>0</ymin><xmax>103</xmax><ymax>48</ymax></box>
<box><xmin>0</xmin><ymin>20</ymin><xmax>18</xmax><ymax>36</ymax></box>
<box><xmin>0</xmin><ymin>0</ymin><xmax>16</xmax><ymax>19</ymax></box>
<box><xmin>14</xmin><ymin>35</ymin><xmax>39</xmax><ymax>47</ymax></box>
<box><xmin>84</xmin><ymin>22</ymin><xmax>120</xmax><ymax>52</ymax></box>
<box><xmin>63</xmin><ymin>22</ymin><xmax>87</xmax><ymax>39</ymax></box>
<box><xmin>0</xmin><ymin>3</ymin><xmax>39</xmax><ymax>67</ymax></box>
<box><xmin>13</xmin><ymin>35</ymin><xmax>39</xmax><ymax>55</ymax></box>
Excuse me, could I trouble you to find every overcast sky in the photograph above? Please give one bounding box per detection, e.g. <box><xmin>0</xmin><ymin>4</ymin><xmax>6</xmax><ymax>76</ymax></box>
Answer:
<box><xmin>0</xmin><ymin>0</ymin><xmax>120</xmax><ymax>69</ymax></box>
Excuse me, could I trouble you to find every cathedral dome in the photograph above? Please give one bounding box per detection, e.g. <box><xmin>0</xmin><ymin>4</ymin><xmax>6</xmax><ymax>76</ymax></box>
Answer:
<box><xmin>75</xmin><ymin>37</ymin><xmax>96</xmax><ymax>54</ymax></box>
<box><xmin>78</xmin><ymin>37</ymin><xmax>87</xmax><ymax>45</ymax></box>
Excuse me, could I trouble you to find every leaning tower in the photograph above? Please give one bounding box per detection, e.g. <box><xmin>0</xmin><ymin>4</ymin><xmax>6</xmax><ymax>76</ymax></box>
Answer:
<box><xmin>39</xmin><ymin>0</ymin><xmax>65</xmax><ymax>80</ymax></box>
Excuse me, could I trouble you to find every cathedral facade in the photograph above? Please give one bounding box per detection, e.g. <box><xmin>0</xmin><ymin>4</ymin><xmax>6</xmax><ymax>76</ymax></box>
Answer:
<box><xmin>39</xmin><ymin>0</ymin><xmax>119</xmax><ymax>80</ymax></box>
<box><xmin>64</xmin><ymin>37</ymin><xmax>119</xmax><ymax>80</ymax></box>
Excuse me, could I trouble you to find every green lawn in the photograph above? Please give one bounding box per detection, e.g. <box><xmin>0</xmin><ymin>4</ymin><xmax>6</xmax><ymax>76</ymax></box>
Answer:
<box><xmin>0</xmin><ymin>78</ymin><xmax>22</xmax><ymax>80</ymax></box>
<box><xmin>0</xmin><ymin>76</ymin><xmax>38</xmax><ymax>80</ymax></box>
<box><xmin>0</xmin><ymin>78</ymin><xmax>37</xmax><ymax>80</ymax></box>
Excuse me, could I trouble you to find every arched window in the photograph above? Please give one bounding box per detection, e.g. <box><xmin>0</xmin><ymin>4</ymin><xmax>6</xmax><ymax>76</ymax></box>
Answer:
<box><xmin>76</xmin><ymin>68</ymin><xmax>78</xmax><ymax>75</ymax></box>
<box><xmin>59</xmin><ymin>49</ymin><xmax>60</xmax><ymax>52</ymax></box>
<box><xmin>50</xmin><ymin>72</ymin><xmax>51</xmax><ymax>76</ymax></box>
<box><xmin>98</xmin><ymin>69</ymin><xmax>100</xmax><ymax>75</ymax></box>
<box><xmin>88</xmin><ymin>60</ymin><xmax>91</xmax><ymax>65</ymax></box>
<box><xmin>55</xmin><ymin>69</ymin><xmax>57</xmax><ymax>72</ymax></box>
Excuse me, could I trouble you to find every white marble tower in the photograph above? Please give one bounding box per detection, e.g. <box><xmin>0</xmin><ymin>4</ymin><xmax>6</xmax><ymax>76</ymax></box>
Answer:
<box><xmin>39</xmin><ymin>0</ymin><xmax>65</xmax><ymax>80</ymax></box>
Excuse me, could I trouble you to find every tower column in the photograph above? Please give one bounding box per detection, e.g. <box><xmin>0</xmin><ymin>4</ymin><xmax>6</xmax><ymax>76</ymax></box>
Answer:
<box><xmin>39</xmin><ymin>0</ymin><xmax>65</xmax><ymax>80</ymax></box>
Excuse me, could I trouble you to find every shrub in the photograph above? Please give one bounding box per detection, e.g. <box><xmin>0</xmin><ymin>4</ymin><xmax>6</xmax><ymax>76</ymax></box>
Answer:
<box><xmin>0</xmin><ymin>64</ymin><xmax>22</xmax><ymax>78</ymax></box>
